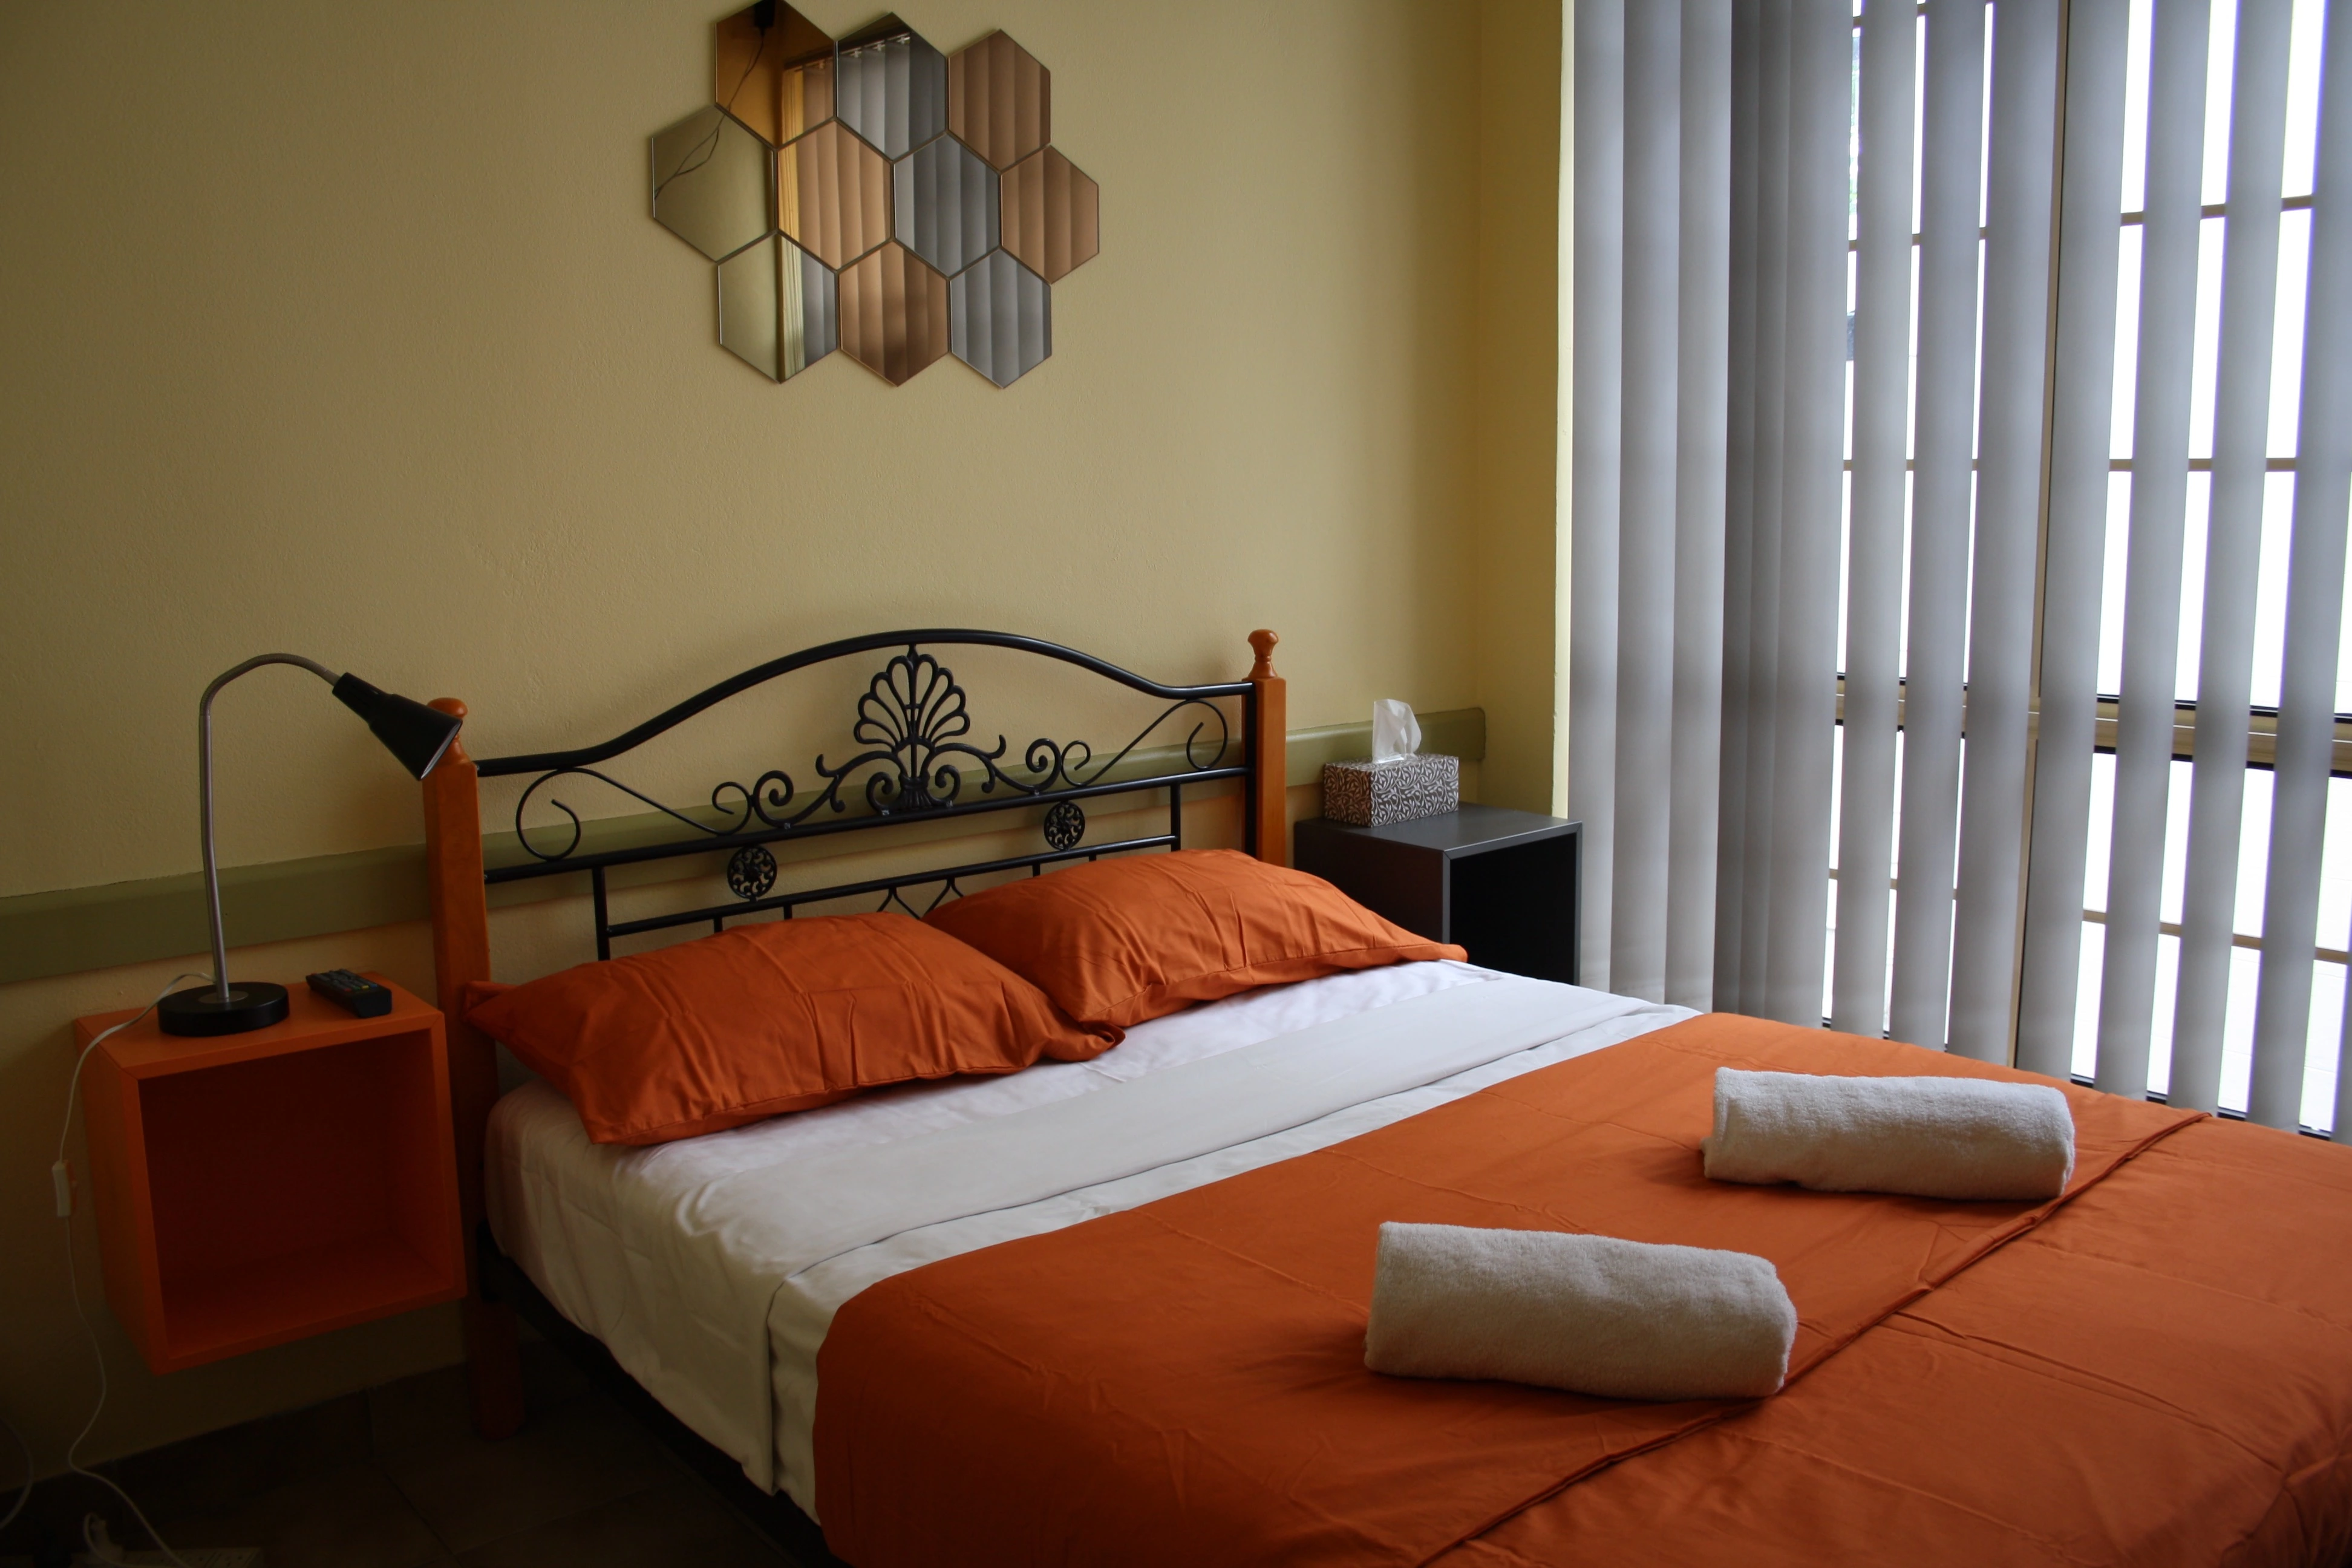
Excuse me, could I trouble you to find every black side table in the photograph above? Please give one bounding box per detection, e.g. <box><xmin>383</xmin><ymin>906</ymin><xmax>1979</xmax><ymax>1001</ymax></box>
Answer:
<box><xmin>1294</xmin><ymin>805</ymin><xmax>1581</xmax><ymax>985</ymax></box>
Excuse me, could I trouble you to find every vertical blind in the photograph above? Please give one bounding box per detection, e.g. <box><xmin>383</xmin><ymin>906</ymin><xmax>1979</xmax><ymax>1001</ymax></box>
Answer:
<box><xmin>1571</xmin><ymin>0</ymin><xmax>2352</xmax><ymax>1137</ymax></box>
<box><xmin>1571</xmin><ymin>0</ymin><xmax>1737</xmax><ymax>1012</ymax></box>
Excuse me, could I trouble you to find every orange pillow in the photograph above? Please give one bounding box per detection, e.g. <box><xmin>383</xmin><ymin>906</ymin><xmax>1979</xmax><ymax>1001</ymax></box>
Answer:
<box><xmin>924</xmin><ymin>849</ymin><xmax>1465</xmax><ymax>1028</ymax></box>
<box><xmin>466</xmin><ymin>912</ymin><xmax>1119</xmax><ymax>1145</ymax></box>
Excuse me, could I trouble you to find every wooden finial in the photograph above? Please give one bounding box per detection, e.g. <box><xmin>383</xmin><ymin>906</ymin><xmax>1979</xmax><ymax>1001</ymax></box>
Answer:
<box><xmin>430</xmin><ymin>697</ymin><xmax>472</xmax><ymax>764</ymax></box>
<box><xmin>1248</xmin><ymin>629</ymin><xmax>1279</xmax><ymax>680</ymax></box>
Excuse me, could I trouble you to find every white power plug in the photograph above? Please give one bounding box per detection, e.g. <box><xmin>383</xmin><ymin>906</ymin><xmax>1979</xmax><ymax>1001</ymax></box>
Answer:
<box><xmin>45</xmin><ymin>972</ymin><xmax>218</xmax><ymax>1568</ymax></box>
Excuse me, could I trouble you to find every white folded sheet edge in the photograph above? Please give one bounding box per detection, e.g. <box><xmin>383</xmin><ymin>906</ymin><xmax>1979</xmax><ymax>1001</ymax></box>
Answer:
<box><xmin>490</xmin><ymin>970</ymin><xmax>1685</xmax><ymax>1504</ymax></box>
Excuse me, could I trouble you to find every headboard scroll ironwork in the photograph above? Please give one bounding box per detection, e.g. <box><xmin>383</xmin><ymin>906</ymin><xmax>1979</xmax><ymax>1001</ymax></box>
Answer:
<box><xmin>470</xmin><ymin>629</ymin><xmax>1264</xmax><ymax>959</ymax></box>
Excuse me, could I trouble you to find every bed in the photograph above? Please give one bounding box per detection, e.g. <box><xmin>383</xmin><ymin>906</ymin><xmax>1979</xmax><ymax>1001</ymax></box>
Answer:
<box><xmin>417</xmin><ymin>629</ymin><xmax>2352</xmax><ymax>1567</ymax></box>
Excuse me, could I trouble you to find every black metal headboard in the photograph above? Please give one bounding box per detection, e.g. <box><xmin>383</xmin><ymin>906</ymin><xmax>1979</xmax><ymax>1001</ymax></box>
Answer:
<box><xmin>470</xmin><ymin>630</ymin><xmax>1261</xmax><ymax>958</ymax></box>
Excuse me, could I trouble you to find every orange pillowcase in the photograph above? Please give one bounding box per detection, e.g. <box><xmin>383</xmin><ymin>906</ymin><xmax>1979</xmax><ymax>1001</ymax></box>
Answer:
<box><xmin>924</xmin><ymin>849</ymin><xmax>1465</xmax><ymax>1028</ymax></box>
<box><xmin>466</xmin><ymin>912</ymin><xmax>1119</xmax><ymax>1146</ymax></box>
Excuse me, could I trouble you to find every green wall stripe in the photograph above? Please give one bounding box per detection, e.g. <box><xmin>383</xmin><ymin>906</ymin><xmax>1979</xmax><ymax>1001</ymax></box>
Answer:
<box><xmin>0</xmin><ymin>708</ymin><xmax>1484</xmax><ymax>987</ymax></box>
<box><xmin>0</xmin><ymin>847</ymin><xmax>431</xmax><ymax>990</ymax></box>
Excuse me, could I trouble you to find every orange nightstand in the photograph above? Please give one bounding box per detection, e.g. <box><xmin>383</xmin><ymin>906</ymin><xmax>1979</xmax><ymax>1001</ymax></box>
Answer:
<box><xmin>72</xmin><ymin>975</ymin><xmax>465</xmax><ymax>1374</ymax></box>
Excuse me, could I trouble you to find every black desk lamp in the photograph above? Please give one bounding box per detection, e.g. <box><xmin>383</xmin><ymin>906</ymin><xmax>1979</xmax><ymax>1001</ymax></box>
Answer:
<box><xmin>158</xmin><ymin>655</ymin><xmax>463</xmax><ymax>1037</ymax></box>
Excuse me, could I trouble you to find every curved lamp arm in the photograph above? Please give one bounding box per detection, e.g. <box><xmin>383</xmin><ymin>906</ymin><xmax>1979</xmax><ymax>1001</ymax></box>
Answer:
<box><xmin>196</xmin><ymin>655</ymin><xmax>461</xmax><ymax>1009</ymax></box>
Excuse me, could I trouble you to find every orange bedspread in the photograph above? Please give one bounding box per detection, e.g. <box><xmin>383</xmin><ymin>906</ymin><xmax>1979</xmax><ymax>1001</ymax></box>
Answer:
<box><xmin>813</xmin><ymin>1015</ymin><xmax>2352</xmax><ymax>1567</ymax></box>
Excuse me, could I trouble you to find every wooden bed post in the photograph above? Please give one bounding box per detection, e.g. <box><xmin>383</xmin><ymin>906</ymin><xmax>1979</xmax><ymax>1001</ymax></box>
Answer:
<box><xmin>1248</xmin><ymin>630</ymin><xmax>1287</xmax><ymax>866</ymax></box>
<box><xmin>420</xmin><ymin>699</ymin><xmax>526</xmax><ymax>1439</ymax></box>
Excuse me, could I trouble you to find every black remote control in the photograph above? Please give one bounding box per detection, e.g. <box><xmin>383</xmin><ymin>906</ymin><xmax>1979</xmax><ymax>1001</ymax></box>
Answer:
<box><xmin>307</xmin><ymin>969</ymin><xmax>393</xmax><ymax>1018</ymax></box>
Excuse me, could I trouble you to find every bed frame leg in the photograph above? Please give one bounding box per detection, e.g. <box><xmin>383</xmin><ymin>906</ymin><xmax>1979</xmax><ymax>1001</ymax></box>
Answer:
<box><xmin>420</xmin><ymin>702</ymin><xmax>528</xmax><ymax>1440</ymax></box>
<box><xmin>464</xmin><ymin>1295</ymin><xmax>526</xmax><ymax>1437</ymax></box>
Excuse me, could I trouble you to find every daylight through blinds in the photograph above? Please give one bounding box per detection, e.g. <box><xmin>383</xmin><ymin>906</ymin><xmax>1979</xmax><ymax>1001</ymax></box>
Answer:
<box><xmin>1570</xmin><ymin>0</ymin><xmax>2352</xmax><ymax>1135</ymax></box>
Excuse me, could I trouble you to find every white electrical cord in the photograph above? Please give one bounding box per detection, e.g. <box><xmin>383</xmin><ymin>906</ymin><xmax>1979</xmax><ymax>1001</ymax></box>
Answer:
<box><xmin>0</xmin><ymin>1409</ymin><xmax>28</xmax><ymax>1533</ymax></box>
<box><xmin>51</xmin><ymin>972</ymin><xmax>212</xmax><ymax>1568</ymax></box>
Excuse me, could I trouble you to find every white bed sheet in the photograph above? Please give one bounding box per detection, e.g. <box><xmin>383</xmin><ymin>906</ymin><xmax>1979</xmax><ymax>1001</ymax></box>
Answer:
<box><xmin>486</xmin><ymin>962</ymin><xmax>1690</xmax><ymax>1512</ymax></box>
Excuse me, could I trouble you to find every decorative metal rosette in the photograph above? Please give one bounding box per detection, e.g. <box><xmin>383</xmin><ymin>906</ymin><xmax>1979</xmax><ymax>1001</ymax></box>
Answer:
<box><xmin>1042</xmin><ymin>799</ymin><xmax>1085</xmax><ymax>851</ymax></box>
<box><xmin>727</xmin><ymin>844</ymin><xmax>779</xmax><ymax>900</ymax></box>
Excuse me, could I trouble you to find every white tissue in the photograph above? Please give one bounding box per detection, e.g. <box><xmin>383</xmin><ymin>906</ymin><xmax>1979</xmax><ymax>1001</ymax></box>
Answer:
<box><xmin>1372</xmin><ymin>699</ymin><xmax>1420</xmax><ymax>763</ymax></box>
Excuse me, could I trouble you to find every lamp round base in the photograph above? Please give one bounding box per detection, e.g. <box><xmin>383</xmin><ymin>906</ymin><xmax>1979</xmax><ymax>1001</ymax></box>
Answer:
<box><xmin>158</xmin><ymin>981</ymin><xmax>290</xmax><ymax>1037</ymax></box>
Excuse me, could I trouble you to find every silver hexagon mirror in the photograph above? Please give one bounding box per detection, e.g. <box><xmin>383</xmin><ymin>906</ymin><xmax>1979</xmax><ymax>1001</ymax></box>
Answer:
<box><xmin>650</xmin><ymin>106</ymin><xmax>774</xmax><ymax>262</ymax></box>
<box><xmin>950</xmin><ymin>249</ymin><xmax>1051</xmax><ymax>387</ymax></box>
<box><xmin>835</xmin><ymin>15</ymin><xmax>948</xmax><ymax>159</ymax></box>
<box><xmin>894</xmin><ymin>137</ymin><xmax>999</xmax><ymax>278</ymax></box>
<box><xmin>719</xmin><ymin>233</ymin><xmax>839</xmax><ymax>382</ymax></box>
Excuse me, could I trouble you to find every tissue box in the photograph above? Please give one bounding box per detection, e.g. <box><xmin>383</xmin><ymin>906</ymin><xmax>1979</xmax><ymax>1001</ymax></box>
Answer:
<box><xmin>1321</xmin><ymin>754</ymin><xmax>1460</xmax><ymax>828</ymax></box>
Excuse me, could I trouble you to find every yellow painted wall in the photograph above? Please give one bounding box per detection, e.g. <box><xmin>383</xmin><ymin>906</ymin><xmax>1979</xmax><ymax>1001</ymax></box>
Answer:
<box><xmin>1472</xmin><ymin>0</ymin><xmax>1569</xmax><ymax>816</ymax></box>
<box><xmin>0</xmin><ymin>1</ymin><xmax>1559</xmax><ymax>1471</ymax></box>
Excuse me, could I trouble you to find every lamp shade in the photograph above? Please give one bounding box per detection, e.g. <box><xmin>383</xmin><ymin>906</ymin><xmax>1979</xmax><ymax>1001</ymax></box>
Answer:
<box><xmin>332</xmin><ymin>674</ymin><xmax>463</xmax><ymax>779</ymax></box>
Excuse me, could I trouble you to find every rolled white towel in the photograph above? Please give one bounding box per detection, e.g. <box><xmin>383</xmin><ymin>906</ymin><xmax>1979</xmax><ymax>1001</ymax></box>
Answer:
<box><xmin>1363</xmin><ymin>1223</ymin><xmax>1796</xmax><ymax>1400</ymax></box>
<box><xmin>1703</xmin><ymin>1067</ymin><xmax>2076</xmax><ymax>1201</ymax></box>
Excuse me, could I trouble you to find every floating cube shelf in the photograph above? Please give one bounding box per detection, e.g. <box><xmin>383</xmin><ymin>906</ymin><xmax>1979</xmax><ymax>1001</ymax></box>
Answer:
<box><xmin>73</xmin><ymin>978</ymin><xmax>464</xmax><ymax>1374</ymax></box>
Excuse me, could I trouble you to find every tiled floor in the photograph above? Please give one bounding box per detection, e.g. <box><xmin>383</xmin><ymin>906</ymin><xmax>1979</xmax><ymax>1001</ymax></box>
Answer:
<box><xmin>0</xmin><ymin>1344</ymin><xmax>798</xmax><ymax>1568</ymax></box>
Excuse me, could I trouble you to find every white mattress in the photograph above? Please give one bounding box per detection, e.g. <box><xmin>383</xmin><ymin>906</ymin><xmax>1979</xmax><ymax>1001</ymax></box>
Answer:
<box><xmin>486</xmin><ymin>961</ymin><xmax>1690</xmax><ymax>1514</ymax></box>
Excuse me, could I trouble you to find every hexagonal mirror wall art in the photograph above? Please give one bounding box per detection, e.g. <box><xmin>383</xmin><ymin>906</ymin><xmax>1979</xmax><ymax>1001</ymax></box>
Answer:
<box><xmin>947</xmin><ymin>31</ymin><xmax>1048</xmax><ymax>171</ymax></box>
<box><xmin>1000</xmin><ymin>145</ymin><xmax>1099</xmax><ymax>283</ymax></box>
<box><xmin>951</xmin><ymin>249</ymin><xmax>1050</xmax><ymax>388</ymax></box>
<box><xmin>836</xmin><ymin>15</ymin><xmax>948</xmax><ymax>161</ymax></box>
<box><xmin>716</xmin><ymin>1</ymin><xmax>836</xmax><ymax>147</ymax></box>
<box><xmin>719</xmin><ymin>233</ymin><xmax>840</xmax><ymax>382</ymax></box>
<box><xmin>645</xmin><ymin>5</ymin><xmax>1097</xmax><ymax>388</ymax></box>
<box><xmin>894</xmin><ymin>135</ymin><xmax>998</xmax><ymax>278</ymax></box>
<box><xmin>651</xmin><ymin>105</ymin><xmax>774</xmax><ymax>263</ymax></box>
<box><xmin>840</xmin><ymin>241</ymin><xmax>950</xmax><ymax>385</ymax></box>
<box><xmin>778</xmin><ymin>120</ymin><xmax>892</xmax><ymax>270</ymax></box>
